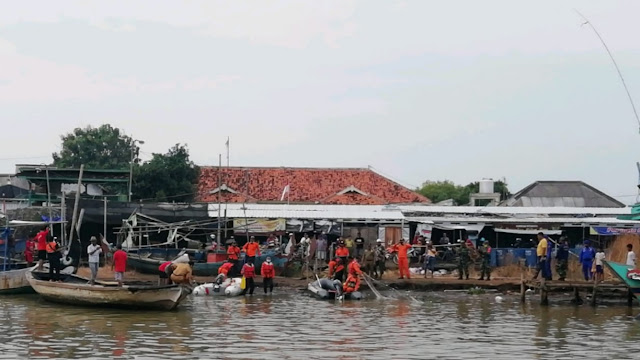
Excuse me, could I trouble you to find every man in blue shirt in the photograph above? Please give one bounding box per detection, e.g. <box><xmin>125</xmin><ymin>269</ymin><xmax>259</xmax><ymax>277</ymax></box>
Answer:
<box><xmin>579</xmin><ymin>239</ymin><xmax>596</xmax><ymax>281</ymax></box>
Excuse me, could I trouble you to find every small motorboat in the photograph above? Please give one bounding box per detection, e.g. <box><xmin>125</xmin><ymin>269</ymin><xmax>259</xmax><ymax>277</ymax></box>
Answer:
<box><xmin>193</xmin><ymin>277</ymin><xmax>243</xmax><ymax>297</ymax></box>
<box><xmin>307</xmin><ymin>278</ymin><xmax>363</xmax><ymax>300</ymax></box>
<box><xmin>26</xmin><ymin>271</ymin><xmax>191</xmax><ymax>311</ymax></box>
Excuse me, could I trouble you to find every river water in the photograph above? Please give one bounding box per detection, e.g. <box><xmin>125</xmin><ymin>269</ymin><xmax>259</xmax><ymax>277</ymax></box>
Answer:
<box><xmin>0</xmin><ymin>289</ymin><xmax>639</xmax><ymax>359</ymax></box>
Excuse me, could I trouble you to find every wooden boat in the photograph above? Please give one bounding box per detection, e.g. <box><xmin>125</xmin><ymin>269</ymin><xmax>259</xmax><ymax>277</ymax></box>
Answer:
<box><xmin>0</xmin><ymin>266</ymin><xmax>34</xmax><ymax>294</ymax></box>
<box><xmin>603</xmin><ymin>260</ymin><xmax>640</xmax><ymax>301</ymax></box>
<box><xmin>127</xmin><ymin>248</ymin><xmax>288</xmax><ymax>277</ymax></box>
<box><xmin>25</xmin><ymin>271</ymin><xmax>191</xmax><ymax>311</ymax></box>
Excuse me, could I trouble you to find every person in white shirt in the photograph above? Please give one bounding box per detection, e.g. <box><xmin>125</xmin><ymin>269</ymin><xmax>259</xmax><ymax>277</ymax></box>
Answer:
<box><xmin>87</xmin><ymin>236</ymin><xmax>103</xmax><ymax>285</ymax></box>
<box><xmin>594</xmin><ymin>247</ymin><xmax>606</xmax><ymax>283</ymax></box>
<box><xmin>627</xmin><ymin>244</ymin><xmax>637</xmax><ymax>268</ymax></box>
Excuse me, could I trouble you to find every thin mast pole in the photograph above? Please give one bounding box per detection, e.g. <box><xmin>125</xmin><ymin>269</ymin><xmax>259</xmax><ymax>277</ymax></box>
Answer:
<box><xmin>217</xmin><ymin>154</ymin><xmax>222</xmax><ymax>249</ymax></box>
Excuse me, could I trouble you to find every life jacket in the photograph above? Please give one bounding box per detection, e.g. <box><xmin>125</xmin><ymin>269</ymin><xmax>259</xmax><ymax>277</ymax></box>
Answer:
<box><xmin>348</xmin><ymin>261</ymin><xmax>362</xmax><ymax>275</ymax></box>
<box><xmin>219</xmin><ymin>262</ymin><xmax>233</xmax><ymax>275</ymax></box>
<box><xmin>242</xmin><ymin>264</ymin><xmax>255</xmax><ymax>278</ymax></box>
<box><xmin>243</xmin><ymin>242</ymin><xmax>260</xmax><ymax>257</ymax></box>
<box><xmin>345</xmin><ymin>275</ymin><xmax>359</xmax><ymax>292</ymax></box>
<box><xmin>335</xmin><ymin>246</ymin><xmax>349</xmax><ymax>257</ymax></box>
<box><xmin>328</xmin><ymin>260</ymin><xmax>337</xmax><ymax>277</ymax></box>
<box><xmin>261</xmin><ymin>262</ymin><xmax>275</xmax><ymax>278</ymax></box>
<box><xmin>227</xmin><ymin>246</ymin><xmax>241</xmax><ymax>260</ymax></box>
<box><xmin>46</xmin><ymin>241</ymin><xmax>57</xmax><ymax>254</ymax></box>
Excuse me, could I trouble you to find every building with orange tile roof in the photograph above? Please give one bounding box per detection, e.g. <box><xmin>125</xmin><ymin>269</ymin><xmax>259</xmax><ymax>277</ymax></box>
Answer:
<box><xmin>197</xmin><ymin>166</ymin><xmax>430</xmax><ymax>205</ymax></box>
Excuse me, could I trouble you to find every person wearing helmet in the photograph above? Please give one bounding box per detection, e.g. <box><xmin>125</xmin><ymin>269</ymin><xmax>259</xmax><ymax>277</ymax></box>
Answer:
<box><xmin>374</xmin><ymin>239</ymin><xmax>386</xmax><ymax>279</ymax></box>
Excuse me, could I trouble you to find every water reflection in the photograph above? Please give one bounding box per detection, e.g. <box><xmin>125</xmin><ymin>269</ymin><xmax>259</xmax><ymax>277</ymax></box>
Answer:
<box><xmin>1</xmin><ymin>291</ymin><xmax>640</xmax><ymax>359</ymax></box>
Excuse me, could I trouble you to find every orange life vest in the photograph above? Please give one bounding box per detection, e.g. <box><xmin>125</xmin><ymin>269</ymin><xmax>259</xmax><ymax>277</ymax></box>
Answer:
<box><xmin>46</xmin><ymin>241</ymin><xmax>57</xmax><ymax>254</ymax></box>
<box><xmin>335</xmin><ymin>246</ymin><xmax>349</xmax><ymax>257</ymax></box>
<box><xmin>227</xmin><ymin>246</ymin><xmax>241</xmax><ymax>260</ymax></box>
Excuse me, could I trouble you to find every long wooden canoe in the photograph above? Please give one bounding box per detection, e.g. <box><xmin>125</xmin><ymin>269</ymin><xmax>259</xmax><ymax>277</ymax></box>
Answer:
<box><xmin>26</xmin><ymin>271</ymin><xmax>191</xmax><ymax>311</ymax></box>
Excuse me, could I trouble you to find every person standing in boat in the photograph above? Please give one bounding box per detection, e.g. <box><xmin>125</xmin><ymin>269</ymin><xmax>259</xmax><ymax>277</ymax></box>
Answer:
<box><xmin>242</xmin><ymin>236</ymin><xmax>261</xmax><ymax>265</ymax></box>
<box><xmin>87</xmin><ymin>236</ymin><xmax>103</xmax><ymax>285</ymax></box>
<box><xmin>112</xmin><ymin>244</ymin><xmax>127</xmax><ymax>287</ymax></box>
<box><xmin>261</xmin><ymin>256</ymin><xmax>275</xmax><ymax>294</ymax></box>
<box><xmin>35</xmin><ymin>226</ymin><xmax>50</xmax><ymax>271</ymax></box>
<box><xmin>227</xmin><ymin>240</ymin><xmax>241</xmax><ymax>276</ymax></box>
<box><xmin>46</xmin><ymin>237</ymin><xmax>62</xmax><ymax>282</ymax></box>
<box><xmin>241</xmin><ymin>261</ymin><xmax>256</xmax><ymax>295</ymax></box>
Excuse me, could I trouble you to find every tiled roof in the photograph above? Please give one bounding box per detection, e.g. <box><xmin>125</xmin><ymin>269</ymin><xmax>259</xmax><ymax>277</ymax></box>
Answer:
<box><xmin>197</xmin><ymin>167</ymin><xmax>429</xmax><ymax>205</ymax></box>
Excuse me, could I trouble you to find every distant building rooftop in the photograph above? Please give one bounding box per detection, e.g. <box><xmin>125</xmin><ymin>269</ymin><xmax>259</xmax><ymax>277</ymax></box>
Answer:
<box><xmin>500</xmin><ymin>181</ymin><xmax>625</xmax><ymax>208</ymax></box>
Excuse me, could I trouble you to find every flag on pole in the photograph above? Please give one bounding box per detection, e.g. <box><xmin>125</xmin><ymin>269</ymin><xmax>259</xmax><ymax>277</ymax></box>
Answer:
<box><xmin>280</xmin><ymin>184</ymin><xmax>290</xmax><ymax>201</ymax></box>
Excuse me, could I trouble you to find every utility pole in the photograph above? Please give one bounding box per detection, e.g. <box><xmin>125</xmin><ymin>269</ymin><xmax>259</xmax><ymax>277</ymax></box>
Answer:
<box><xmin>103</xmin><ymin>197</ymin><xmax>107</xmax><ymax>241</ymax></box>
<box><xmin>68</xmin><ymin>165</ymin><xmax>84</xmax><ymax>246</ymax></box>
<box><xmin>217</xmin><ymin>154</ymin><xmax>222</xmax><ymax>249</ymax></box>
<box><xmin>45</xmin><ymin>165</ymin><xmax>52</xmax><ymax>232</ymax></box>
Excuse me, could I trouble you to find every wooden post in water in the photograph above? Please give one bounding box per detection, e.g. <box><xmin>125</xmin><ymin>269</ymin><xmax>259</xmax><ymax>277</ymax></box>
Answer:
<box><xmin>520</xmin><ymin>260</ymin><xmax>526</xmax><ymax>304</ymax></box>
<box><xmin>573</xmin><ymin>287</ymin><xmax>582</xmax><ymax>305</ymax></box>
<box><xmin>540</xmin><ymin>277</ymin><xmax>548</xmax><ymax>306</ymax></box>
<box><xmin>591</xmin><ymin>282</ymin><xmax>598</xmax><ymax>307</ymax></box>
<box><xmin>628</xmin><ymin>289</ymin><xmax>634</xmax><ymax>307</ymax></box>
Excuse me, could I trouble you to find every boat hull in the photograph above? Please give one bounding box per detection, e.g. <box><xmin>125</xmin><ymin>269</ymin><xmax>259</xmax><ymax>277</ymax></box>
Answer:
<box><xmin>0</xmin><ymin>267</ymin><xmax>35</xmax><ymax>294</ymax></box>
<box><xmin>603</xmin><ymin>260</ymin><xmax>640</xmax><ymax>301</ymax></box>
<box><xmin>26</xmin><ymin>272</ymin><xmax>190</xmax><ymax>311</ymax></box>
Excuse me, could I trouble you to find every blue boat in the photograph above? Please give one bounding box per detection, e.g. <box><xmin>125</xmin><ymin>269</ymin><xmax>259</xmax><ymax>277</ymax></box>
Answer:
<box><xmin>127</xmin><ymin>248</ymin><xmax>288</xmax><ymax>277</ymax></box>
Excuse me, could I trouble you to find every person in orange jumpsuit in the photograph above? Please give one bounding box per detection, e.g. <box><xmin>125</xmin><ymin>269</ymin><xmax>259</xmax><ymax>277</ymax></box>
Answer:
<box><xmin>348</xmin><ymin>257</ymin><xmax>363</xmax><ymax>276</ymax></box>
<box><xmin>394</xmin><ymin>238</ymin><xmax>412</xmax><ymax>279</ymax></box>
<box><xmin>227</xmin><ymin>240</ymin><xmax>241</xmax><ymax>276</ymax></box>
<box><xmin>335</xmin><ymin>241</ymin><xmax>350</xmax><ymax>265</ymax></box>
<box><xmin>242</xmin><ymin>236</ymin><xmax>261</xmax><ymax>265</ymax></box>
<box><xmin>343</xmin><ymin>273</ymin><xmax>361</xmax><ymax>293</ymax></box>
<box><xmin>216</xmin><ymin>261</ymin><xmax>234</xmax><ymax>284</ymax></box>
<box><xmin>328</xmin><ymin>257</ymin><xmax>345</xmax><ymax>281</ymax></box>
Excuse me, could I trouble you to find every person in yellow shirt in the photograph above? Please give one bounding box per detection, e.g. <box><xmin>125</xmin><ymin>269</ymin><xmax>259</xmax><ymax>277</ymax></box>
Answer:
<box><xmin>170</xmin><ymin>261</ymin><xmax>194</xmax><ymax>285</ymax></box>
<box><xmin>344</xmin><ymin>237</ymin><xmax>355</xmax><ymax>257</ymax></box>
<box><xmin>532</xmin><ymin>232</ymin><xmax>548</xmax><ymax>280</ymax></box>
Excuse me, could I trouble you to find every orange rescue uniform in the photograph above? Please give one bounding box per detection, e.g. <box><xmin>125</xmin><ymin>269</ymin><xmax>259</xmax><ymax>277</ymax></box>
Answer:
<box><xmin>328</xmin><ymin>260</ymin><xmax>344</xmax><ymax>277</ymax></box>
<box><xmin>344</xmin><ymin>274</ymin><xmax>361</xmax><ymax>293</ymax></box>
<box><xmin>218</xmin><ymin>262</ymin><xmax>233</xmax><ymax>276</ymax></box>
<box><xmin>227</xmin><ymin>245</ymin><xmax>241</xmax><ymax>260</ymax></box>
<box><xmin>394</xmin><ymin>243</ymin><xmax>412</xmax><ymax>279</ymax></box>
<box><xmin>335</xmin><ymin>246</ymin><xmax>349</xmax><ymax>258</ymax></box>
<box><xmin>243</xmin><ymin>242</ymin><xmax>261</xmax><ymax>257</ymax></box>
<box><xmin>348</xmin><ymin>260</ymin><xmax>363</xmax><ymax>276</ymax></box>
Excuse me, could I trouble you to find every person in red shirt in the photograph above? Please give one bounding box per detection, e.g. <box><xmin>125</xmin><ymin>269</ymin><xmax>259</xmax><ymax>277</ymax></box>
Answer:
<box><xmin>112</xmin><ymin>244</ymin><xmax>127</xmax><ymax>287</ymax></box>
<box><xmin>158</xmin><ymin>261</ymin><xmax>174</xmax><ymax>285</ymax></box>
<box><xmin>328</xmin><ymin>257</ymin><xmax>345</xmax><ymax>282</ymax></box>
<box><xmin>25</xmin><ymin>236</ymin><xmax>35</xmax><ymax>266</ymax></box>
<box><xmin>216</xmin><ymin>261</ymin><xmax>234</xmax><ymax>284</ymax></box>
<box><xmin>261</xmin><ymin>257</ymin><xmax>275</xmax><ymax>294</ymax></box>
<box><xmin>241</xmin><ymin>262</ymin><xmax>256</xmax><ymax>295</ymax></box>
<box><xmin>35</xmin><ymin>226</ymin><xmax>50</xmax><ymax>271</ymax></box>
<box><xmin>335</xmin><ymin>241</ymin><xmax>349</xmax><ymax>265</ymax></box>
<box><xmin>242</xmin><ymin>236</ymin><xmax>261</xmax><ymax>265</ymax></box>
<box><xmin>394</xmin><ymin>238</ymin><xmax>412</xmax><ymax>280</ymax></box>
<box><xmin>227</xmin><ymin>240</ymin><xmax>241</xmax><ymax>276</ymax></box>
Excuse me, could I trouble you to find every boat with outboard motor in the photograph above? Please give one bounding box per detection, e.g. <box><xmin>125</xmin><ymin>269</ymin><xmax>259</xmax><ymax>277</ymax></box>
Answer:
<box><xmin>307</xmin><ymin>277</ymin><xmax>363</xmax><ymax>300</ymax></box>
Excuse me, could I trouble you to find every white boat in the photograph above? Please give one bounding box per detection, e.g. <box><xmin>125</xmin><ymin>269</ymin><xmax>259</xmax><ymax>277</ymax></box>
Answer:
<box><xmin>0</xmin><ymin>266</ymin><xmax>34</xmax><ymax>294</ymax></box>
<box><xmin>193</xmin><ymin>277</ymin><xmax>243</xmax><ymax>296</ymax></box>
<box><xmin>26</xmin><ymin>271</ymin><xmax>191</xmax><ymax>311</ymax></box>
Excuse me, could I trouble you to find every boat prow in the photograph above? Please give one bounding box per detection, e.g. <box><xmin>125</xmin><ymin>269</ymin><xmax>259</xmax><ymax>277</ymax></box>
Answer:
<box><xmin>26</xmin><ymin>271</ymin><xmax>191</xmax><ymax>311</ymax></box>
<box><xmin>603</xmin><ymin>260</ymin><xmax>640</xmax><ymax>301</ymax></box>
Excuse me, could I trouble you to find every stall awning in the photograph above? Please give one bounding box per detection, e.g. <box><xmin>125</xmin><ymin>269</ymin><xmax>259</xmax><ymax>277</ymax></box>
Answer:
<box><xmin>494</xmin><ymin>228</ymin><xmax>562</xmax><ymax>235</ymax></box>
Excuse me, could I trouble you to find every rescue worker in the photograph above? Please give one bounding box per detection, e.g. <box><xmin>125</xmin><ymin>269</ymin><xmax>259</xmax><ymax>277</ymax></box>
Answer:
<box><xmin>374</xmin><ymin>239</ymin><xmax>386</xmax><ymax>279</ymax></box>
<box><xmin>227</xmin><ymin>240</ymin><xmax>241</xmax><ymax>276</ymax></box>
<box><xmin>328</xmin><ymin>257</ymin><xmax>345</xmax><ymax>281</ymax></box>
<box><xmin>46</xmin><ymin>237</ymin><xmax>62</xmax><ymax>282</ymax></box>
<box><xmin>579</xmin><ymin>239</ymin><xmax>596</xmax><ymax>281</ymax></box>
<box><xmin>556</xmin><ymin>238</ymin><xmax>569</xmax><ymax>281</ymax></box>
<box><xmin>343</xmin><ymin>273</ymin><xmax>361</xmax><ymax>294</ymax></box>
<box><xmin>348</xmin><ymin>257</ymin><xmax>363</xmax><ymax>276</ymax></box>
<box><xmin>478</xmin><ymin>240</ymin><xmax>492</xmax><ymax>281</ymax></box>
<box><xmin>335</xmin><ymin>240</ymin><xmax>350</xmax><ymax>265</ymax></box>
<box><xmin>261</xmin><ymin>256</ymin><xmax>275</xmax><ymax>294</ymax></box>
<box><xmin>170</xmin><ymin>261</ymin><xmax>194</xmax><ymax>285</ymax></box>
<box><xmin>216</xmin><ymin>261</ymin><xmax>234</xmax><ymax>284</ymax></box>
<box><xmin>457</xmin><ymin>242</ymin><xmax>470</xmax><ymax>280</ymax></box>
<box><xmin>241</xmin><ymin>261</ymin><xmax>256</xmax><ymax>295</ymax></box>
<box><xmin>242</xmin><ymin>236</ymin><xmax>261</xmax><ymax>265</ymax></box>
<box><xmin>393</xmin><ymin>238</ymin><xmax>412</xmax><ymax>279</ymax></box>
<box><xmin>35</xmin><ymin>226</ymin><xmax>50</xmax><ymax>271</ymax></box>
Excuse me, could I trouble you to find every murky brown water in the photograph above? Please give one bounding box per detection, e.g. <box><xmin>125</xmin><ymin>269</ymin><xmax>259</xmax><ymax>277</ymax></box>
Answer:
<box><xmin>0</xmin><ymin>289</ymin><xmax>639</xmax><ymax>359</ymax></box>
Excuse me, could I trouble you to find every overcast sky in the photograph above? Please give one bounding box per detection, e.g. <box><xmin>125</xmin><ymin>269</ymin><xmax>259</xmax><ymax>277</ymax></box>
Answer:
<box><xmin>1</xmin><ymin>1</ymin><xmax>640</xmax><ymax>203</ymax></box>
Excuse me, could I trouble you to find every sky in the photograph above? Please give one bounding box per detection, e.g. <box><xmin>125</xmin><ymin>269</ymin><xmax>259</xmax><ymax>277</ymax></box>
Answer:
<box><xmin>1</xmin><ymin>1</ymin><xmax>640</xmax><ymax>203</ymax></box>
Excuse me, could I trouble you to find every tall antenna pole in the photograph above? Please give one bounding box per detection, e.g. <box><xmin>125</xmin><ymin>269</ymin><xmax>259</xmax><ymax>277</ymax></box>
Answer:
<box><xmin>217</xmin><ymin>154</ymin><xmax>222</xmax><ymax>249</ymax></box>
<box><xmin>575</xmin><ymin>9</ymin><xmax>640</xmax><ymax>132</ymax></box>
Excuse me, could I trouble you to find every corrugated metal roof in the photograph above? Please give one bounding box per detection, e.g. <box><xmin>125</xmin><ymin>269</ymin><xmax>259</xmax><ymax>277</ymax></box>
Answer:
<box><xmin>210</xmin><ymin>207</ymin><xmax>405</xmax><ymax>221</ymax></box>
<box><xmin>503</xmin><ymin>181</ymin><xmax>625</xmax><ymax>208</ymax></box>
<box><xmin>406</xmin><ymin>216</ymin><xmax>640</xmax><ymax>226</ymax></box>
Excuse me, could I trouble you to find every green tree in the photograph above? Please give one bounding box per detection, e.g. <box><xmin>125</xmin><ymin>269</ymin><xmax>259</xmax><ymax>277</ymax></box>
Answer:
<box><xmin>52</xmin><ymin>124</ymin><xmax>139</xmax><ymax>169</ymax></box>
<box><xmin>132</xmin><ymin>144</ymin><xmax>200</xmax><ymax>202</ymax></box>
<box><xmin>418</xmin><ymin>180</ymin><xmax>510</xmax><ymax>205</ymax></box>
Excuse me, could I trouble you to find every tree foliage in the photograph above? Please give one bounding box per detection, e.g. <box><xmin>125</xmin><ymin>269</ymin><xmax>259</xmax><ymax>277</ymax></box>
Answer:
<box><xmin>52</xmin><ymin>124</ymin><xmax>139</xmax><ymax>169</ymax></box>
<box><xmin>418</xmin><ymin>180</ymin><xmax>510</xmax><ymax>205</ymax></box>
<box><xmin>132</xmin><ymin>144</ymin><xmax>200</xmax><ymax>202</ymax></box>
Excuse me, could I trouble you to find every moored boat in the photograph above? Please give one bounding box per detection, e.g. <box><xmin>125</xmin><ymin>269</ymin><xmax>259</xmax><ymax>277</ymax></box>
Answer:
<box><xmin>603</xmin><ymin>260</ymin><xmax>640</xmax><ymax>301</ymax></box>
<box><xmin>25</xmin><ymin>271</ymin><xmax>191</xmax><ymax>310</ymax></box>
<box><xmin>0</xmin><ymin>266</ymin><xmax>35</xmax><ymax>294</ymax></box>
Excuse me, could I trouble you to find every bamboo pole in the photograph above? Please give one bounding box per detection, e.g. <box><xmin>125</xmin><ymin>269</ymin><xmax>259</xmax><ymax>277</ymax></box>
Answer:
<box><xmin>68</xmin><ymin>165</ymin><xmax>84</xmax><ymax>247</ymax></box>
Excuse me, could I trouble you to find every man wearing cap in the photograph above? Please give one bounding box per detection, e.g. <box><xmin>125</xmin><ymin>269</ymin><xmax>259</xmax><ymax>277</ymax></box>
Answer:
<box><xmin>579</xmin><ymin>239</ymin><xmax>596</xmax><ymax>281</ymax></box>
<box><xmin>87</xmin><ymin>236</ymin><xmax>102</xmax><ymax>285</ymax></box>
